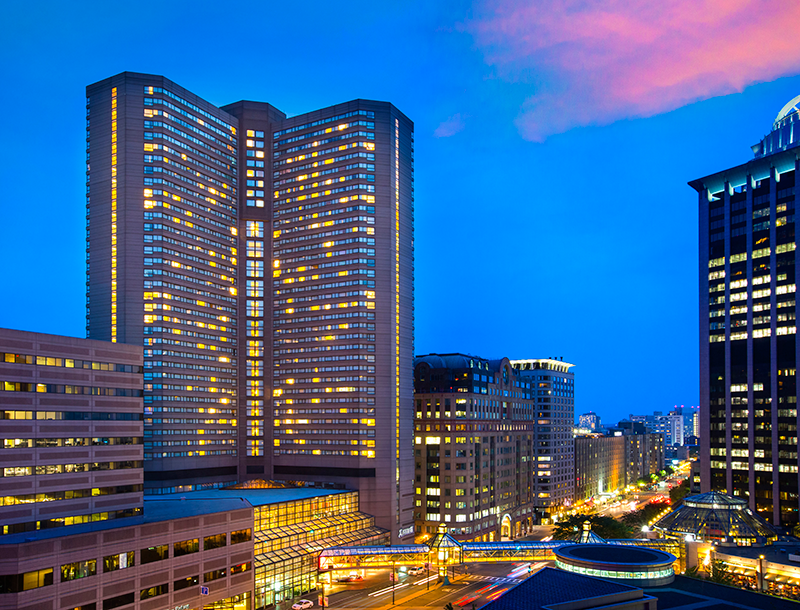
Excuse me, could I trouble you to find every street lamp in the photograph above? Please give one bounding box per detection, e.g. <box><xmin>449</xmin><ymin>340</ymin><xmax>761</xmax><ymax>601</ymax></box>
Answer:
<box><xmin>391</xmin><ymin>560</ymin><xmax>396</xmax><ymax>605</ymax></box>
<box><xmin>316</xmin><ymin>581</ymin><xmax>328</xmax><ymax>609</ymax></box>
<box><xmin>758</xmin><ymin>555</ymin><xmax>765</xmax><ymax>592</ymax></box>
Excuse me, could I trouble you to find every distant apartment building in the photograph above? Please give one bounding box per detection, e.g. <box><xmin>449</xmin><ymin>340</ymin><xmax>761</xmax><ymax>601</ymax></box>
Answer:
<box><xmin>630</xmin><ymin>411</ymin><xmax>684</xmax><ymax>447</ymax></box>
<box><xmin>574</xmin><ymin>435</ymin><xmax>626</xmax><ymax>500</ymax></box>
<box><xmin>625</xmin><ymin>433</ymin><xmax>665</xmax><ymax>484</ymax></box>
<box><xmin>578</xmin><ymin>412</ymin><xmax>601</xmax><ymax>431</ymax></box>
<box><xmin>574</xmin><ymin>432</ymin><xmax>664</xmax><ymax>501</ymax></box>
<box><xmin>511</xmin><ymin>358</ymin><xmax>575</xmax><ymax>518</ymax></box>
<box><xmin>85</xmin><ymin>72</ymin><xmax>415</xmax><ymax>540</ymax></box>
<box><xmin>673</xmin><ymin>406</ymin><xmax>700</xmax><ymax>440</ymax></box>
<box><xmin>413</xmin><ymin>354</ymin><xmax>539</xmax><ymax>541</ymax></box>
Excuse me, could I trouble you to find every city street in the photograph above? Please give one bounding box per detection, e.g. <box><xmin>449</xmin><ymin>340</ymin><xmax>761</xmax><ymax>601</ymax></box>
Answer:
<box><xmin>307</xmin><ymin>562</ymin><xmax>547</xmax><ymax>610</ymax></box>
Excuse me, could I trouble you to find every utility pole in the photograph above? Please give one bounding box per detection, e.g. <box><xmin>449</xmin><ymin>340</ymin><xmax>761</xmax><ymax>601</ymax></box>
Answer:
<box><xmin>392</xmin><ymin>560</ymin><xmax>396</xmax><ymax>605</ymax></box>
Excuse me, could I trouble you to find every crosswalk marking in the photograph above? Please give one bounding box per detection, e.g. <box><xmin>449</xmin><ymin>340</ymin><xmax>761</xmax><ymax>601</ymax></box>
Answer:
<box><xmin>464</xmin><ymin>575</ymin><xmax>518</xmax><ymax>583</ymax></box>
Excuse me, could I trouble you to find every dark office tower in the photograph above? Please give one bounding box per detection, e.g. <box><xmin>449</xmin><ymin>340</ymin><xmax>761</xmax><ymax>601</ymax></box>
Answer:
<box><xmin>691</xmin><ymin>95</ymin><xmax>800</xmax><ymax>526</ymax></box>
<box><xmin>267</xmin><ymin>102</ymin><xmax>416</xmax><ymax>542</ymax></box>
<box><xmin>86</xmin><ymin>74</ymin><xmax>240</xmax><ymax>493</ymax></box>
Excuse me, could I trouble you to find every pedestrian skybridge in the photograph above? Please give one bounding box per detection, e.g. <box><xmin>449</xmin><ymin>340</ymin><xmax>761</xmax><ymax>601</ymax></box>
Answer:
<box><xmin>318</xmin><ymin>526</ymin><xmax>685</xmax><ymax>572</ymax></box>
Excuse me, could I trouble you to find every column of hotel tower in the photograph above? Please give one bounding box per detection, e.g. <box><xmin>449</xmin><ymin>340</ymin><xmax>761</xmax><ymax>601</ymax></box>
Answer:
<box><xmin>692</xmin><ymin>108</ymin><xmax>800</xmax><ymax>525</ymax></box>
<box><xmin>86</xmin><ymin>73</ymin><xmax>240</xmax><ymax>494</ymax></box>
<box><xmin>268</xmin><ymin>102</ymin><xmax>416</xmax><ymax>541</ymax></box>
<box><xmin>220</xmin><ymin>101</ymin><xmax>287</xmax><ymax>479</ymax></box>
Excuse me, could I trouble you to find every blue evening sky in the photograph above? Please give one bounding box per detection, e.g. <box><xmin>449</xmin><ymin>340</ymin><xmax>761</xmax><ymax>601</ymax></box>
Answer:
<box><xmin>2</xmin><ymin>0</ymin><xmax>799</xmax><ymax>425</ymax></box>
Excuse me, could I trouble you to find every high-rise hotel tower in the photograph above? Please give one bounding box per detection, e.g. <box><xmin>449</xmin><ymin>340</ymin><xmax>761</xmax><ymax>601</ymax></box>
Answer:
<box><xmin>86</xmin><ymin>72</ymin><xmax>415</xmax><ymax>540</ymax></box>
<box><xmin>691</xmin><ymin>94</ymin><xmax>800</xmax><ymax>526</ymax></box>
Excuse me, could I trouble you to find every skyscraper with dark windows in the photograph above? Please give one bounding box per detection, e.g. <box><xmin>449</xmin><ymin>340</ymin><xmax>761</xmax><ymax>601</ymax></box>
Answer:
<box><xmin>691</xmin><ymin>94</ymin><xmax>800</xmax><ymax>526</ymax></box>
<box><xmin>86</xmin><ymin>72</ymin><xmax>415</xmax><ymax>541</ymax></box>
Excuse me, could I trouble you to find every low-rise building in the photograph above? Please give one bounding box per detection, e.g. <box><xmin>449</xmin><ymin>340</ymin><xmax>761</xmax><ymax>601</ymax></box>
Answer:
<box><xmin>0</xmin><ymin>496</ymin><xmax>255</xmax><ymax>610</ymax></box>
<box><xmin>0</xmin><ymin>328</ymin><xmax>387</xmax><ymax>610</ymax></box>
<box><xmin>1</xmin><ymin>328</ymin><xmax>144</xmax><ymax>535</ymax></box>
<box><xmin>413</xmin><ymin>354</ymin><xmax>538</xmax><ymax>541</ymax></box>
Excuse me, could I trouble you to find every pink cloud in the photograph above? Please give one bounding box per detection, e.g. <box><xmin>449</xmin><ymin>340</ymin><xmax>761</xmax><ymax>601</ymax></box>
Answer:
<box><xmin>462</xmin><ymin>0</ymin><xmax>800</xmax><ymax>141</ymax></box>
<box><xmin>434</xmin><ymin>113</ymin><xmax>468</xmax><ymax>137</ymax></box>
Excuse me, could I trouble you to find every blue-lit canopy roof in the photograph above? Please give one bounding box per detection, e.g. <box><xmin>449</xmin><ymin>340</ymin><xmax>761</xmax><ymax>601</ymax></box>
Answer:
<box><xmin>654</xmin><ymin>491</ymin><xmax>777</xmax><ymax>543</ymax></box>
<box><xmin>751</xmin><ymin>94</ymin><xmax>800</xmax><ymax>158</ymax></box>
<box><xmin>774</xmin><ymin>94</ymin><xmax>800</xmax><ymax>127</ymax></box>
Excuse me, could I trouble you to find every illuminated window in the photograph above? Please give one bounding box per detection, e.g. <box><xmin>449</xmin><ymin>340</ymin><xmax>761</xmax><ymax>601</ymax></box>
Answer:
<box><xmin>247</xmin><ymin>300</ymin><xmax>264</xmax><ymax>317</ymax></box>
<box><xmin>247</xmin><ymin>240</ymin><xmax>264</xmax><ymax>257</ymax></box>
<box><xmin>203</xmin><ymin>534</ymin><xmax>226</xmax><ymax>550</ymax></box>
<box><xmin>246</xmin><ymin>221</ymin><xmax>264</xmax><ymax>238</ymax></box>
<box><xmin>61</xmin><ymin>559</ymin><xmax>96</xmax><ymax>581</ymax></box>
<box><xmin>246</xmin><ymin>281</ymin><xmax>263</xmax><ymax>297</ymax></box>
<box><xmin>103</xmin><ymin>552</ymin><xmax>134</xmax><ymax>572</ymax></box>
<box><xmin>173</xmin><ymin>539</ymin><xmax>199</xmax><ymax>557</ymax></box>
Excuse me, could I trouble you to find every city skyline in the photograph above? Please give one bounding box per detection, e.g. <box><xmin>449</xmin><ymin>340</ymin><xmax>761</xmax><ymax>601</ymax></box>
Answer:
<box><xmin>4</xmin><ymin>2</ymin><xmax>800</xmax><ymax>424</ymax></box>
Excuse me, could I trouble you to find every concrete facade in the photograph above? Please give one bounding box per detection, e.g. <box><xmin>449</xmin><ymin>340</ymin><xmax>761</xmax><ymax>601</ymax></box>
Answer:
<box><xmin>413</xmin><ymin>354</ymin><xmax>539</xmax><ymax>542</ymax></box>
<box><xmin>0</xmin><ymin>497</ymin><xmax>254</xmax><ymax>610</ymax></box>
<box><xmin>0</xmin><ymin>328</ymin><xmax>144</xmax><ymax>535</ymax></box>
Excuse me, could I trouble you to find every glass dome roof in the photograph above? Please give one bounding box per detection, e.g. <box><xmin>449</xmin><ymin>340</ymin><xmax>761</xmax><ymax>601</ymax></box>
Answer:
<box><xmin>654</xmin><ymin>492</ymin><xmax>776</xmax><ymax>543</ymax></box>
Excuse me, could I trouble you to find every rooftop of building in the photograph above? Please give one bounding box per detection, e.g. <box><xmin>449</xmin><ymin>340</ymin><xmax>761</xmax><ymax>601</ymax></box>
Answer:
<box><xmin>482</xmin><ymin>569</ymin><xmax>800</xmax><ymax>610</ymax></box>
<box><xmin>510</xmin><ymin>358</ymin><xmax>575</xmax><ymax>372</ymax></box>
<box><xmin>715</xmin><ymin>542</ymin><xmax>800</xmax><ymax>563</ymax></box>
<box><xmin>0</xmin><ymin>325</ymin><xmax>142</xmax><ymax>360</ymax></box>
<box><xmin>555</xmin><ymin>543</ymin><xmax>675</xmax><ymax>567</ymax></box>
<box><xmin>414</xmin><ymin>353</ymin><xmax>504</xmax><ymax>371</ymax></box>
<box><xmin>480</xmin><ymin>566</ymin><xmax>645</xmax><ymax>610</ymax></box>
<box><xmin>0</xmin><ymin>496</ymin><xmax>250</xmax><ymax>546</ymax></box>
<box><xmin>689</xmin><ymin>130</ymin><xmax>798</xmax><ymax>194</ymax></box>
<box><xmin>155</xmin><ymin>485</ymin><xmax>349</xmax><ymax>508</ymax></box>
<box><xmin>642</xmin><ymin>575</ymin><xmax>800</xmax><ymax>610</ymax></box>
<box><xmin>0</xmin><ymin>486</ymin><xmax>350</xmax><ymax>545</ymax></box>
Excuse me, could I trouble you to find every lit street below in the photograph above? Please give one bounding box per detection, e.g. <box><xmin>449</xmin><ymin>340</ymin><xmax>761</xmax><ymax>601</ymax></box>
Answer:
<box><xmin>309</xmin><ymin>562</ymin><xmax>547</xmax><ymax>610</ymax></box>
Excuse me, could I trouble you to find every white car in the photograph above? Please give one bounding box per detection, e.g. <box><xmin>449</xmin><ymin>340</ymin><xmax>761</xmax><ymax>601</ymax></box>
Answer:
<box><xmin>292</xmin><ymin>601</ymin><xmax>313</xmax><ymax>610</ymax></box>
<box><xmin>408</xmin><ymin>566</ymin><xmax>425</xmax><ymax>576</ymax></box>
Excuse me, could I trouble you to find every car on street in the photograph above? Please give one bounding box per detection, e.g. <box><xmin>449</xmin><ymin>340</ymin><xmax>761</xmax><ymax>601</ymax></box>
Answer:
<box><xmin>292</xmin><ymin>600</ymin><xmax>313</xmax><ymax>610</ymax></box>
<box><xmin>335</xmin><ymin>573</ymin><xmax>362</xmax><ymax>582</ymax></box>
<box><xmin>408</xmin><ymin>566</ymin><xmax>425</xmax><ymax>576</ymax></box>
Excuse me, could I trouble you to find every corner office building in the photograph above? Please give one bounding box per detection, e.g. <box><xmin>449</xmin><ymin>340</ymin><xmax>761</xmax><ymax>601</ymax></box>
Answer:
<box><xmin>690</xmin><ymin>94</ymin><xmax>800</xmax><ymax>526</ymax></box>
<box><xmin>85</xmin><ymin>72</ymin><xmax>414</xmax><ymax>540</ymax></box>
<box><xmin>412</xmin><ymin>355</ymin><xmax>574</xmax><ymax>542</ymax></box>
